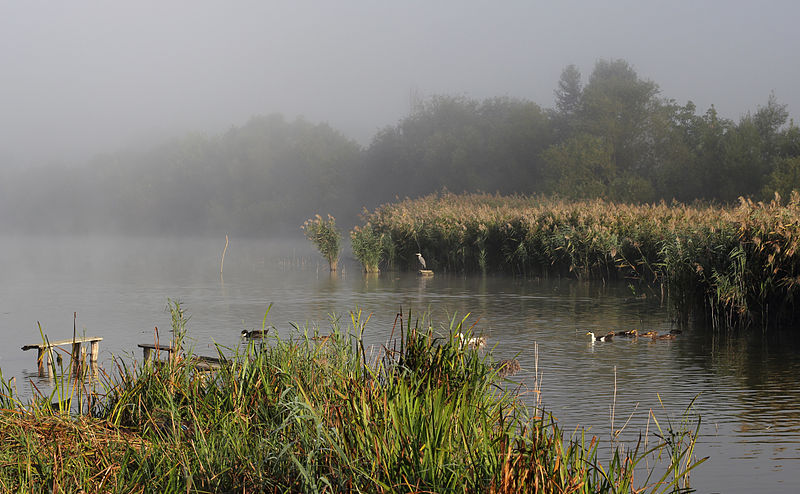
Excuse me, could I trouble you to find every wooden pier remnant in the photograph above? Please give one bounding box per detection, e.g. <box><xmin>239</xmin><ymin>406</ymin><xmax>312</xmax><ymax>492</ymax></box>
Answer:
<box><xmin>137</xmin><ymin>343</ymin><xmax>222</xmax><ymax>371</ymax></box>
<box><xmin>138</xmin><ymin>343</ymin><xmax>177</xmax><ymax>361</ymax></box>
<box><xmin>22</xmin><ymin>336</ymin><xmax>103</xmax><ymax>377</ymax></box>
<box><xmin>418</xmin><ymin>269</ymin><xmax>434</xmax><ymax>276</ymax></box>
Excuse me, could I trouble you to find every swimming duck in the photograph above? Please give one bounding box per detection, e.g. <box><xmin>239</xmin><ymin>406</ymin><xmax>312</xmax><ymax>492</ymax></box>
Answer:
<box><xmin>614</xmin><ymin>329</ymin><xmax>638</xmax><ymax>337</ymax></box>
<box><xmin>586</xmin><ymin>331</ymin><xmax>614</xmax><ymax>342</ymax></box>
<box><xmin>241</xmin><ymin>329</ymin><xmax>268</xmax><ymax>339</ymax></box>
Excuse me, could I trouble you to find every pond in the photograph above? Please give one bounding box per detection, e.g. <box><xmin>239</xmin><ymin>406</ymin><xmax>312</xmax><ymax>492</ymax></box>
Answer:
<box><xmin>1</xmin><ymin>234</ymin><xmax>799</xmax><ymax>493</ymax></box>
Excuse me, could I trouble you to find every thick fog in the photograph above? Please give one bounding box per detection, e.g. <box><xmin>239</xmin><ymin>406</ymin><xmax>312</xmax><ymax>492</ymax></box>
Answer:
<box><xmin>2</xmin><ymin>1</ymin><xmax>799</xmax><ymax>167</ymax></box>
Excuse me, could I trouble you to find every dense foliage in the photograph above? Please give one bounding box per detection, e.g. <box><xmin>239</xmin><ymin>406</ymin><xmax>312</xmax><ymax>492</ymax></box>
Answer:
<box><xmin>365</xmin><ymin>191</ymin><xmax>800</xmax><ymax>330</ymax></box>
<box><xmin>1</xmin><ymin>58</ymin><xmax>798</xmax><ymax>235</ymax></box>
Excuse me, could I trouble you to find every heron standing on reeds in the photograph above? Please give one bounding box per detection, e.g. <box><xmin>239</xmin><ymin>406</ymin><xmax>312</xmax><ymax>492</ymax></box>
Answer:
<box><xmin>416</xmin><ymin>252</ymin><xmax>426</xmax><ymax>270</ymax></box>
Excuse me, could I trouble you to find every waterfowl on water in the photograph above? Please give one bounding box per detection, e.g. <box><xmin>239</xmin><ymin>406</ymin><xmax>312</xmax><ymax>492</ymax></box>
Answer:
<box><xmin>241</xmin><ymin>329</ymin><xmax>268</xmax><ymax>339</ymax></box>
<box><xmin>639</xmin><ymin>330</ymin><xmax>677</xmax><ymax>340</ymax></box>
<box><xmin>457</xmin><ymin>333</ymin><xmax>487</xmax><ymax>350</ymax></box>
<box><xmin>614</xmin><ymin>329</ymin><xmax>638</xmax><ymax>337</ymax></box>
<box><xmin>586</xmin><ymin>331</ymin><xmax>614</xmax><ymax>342</ymax></box>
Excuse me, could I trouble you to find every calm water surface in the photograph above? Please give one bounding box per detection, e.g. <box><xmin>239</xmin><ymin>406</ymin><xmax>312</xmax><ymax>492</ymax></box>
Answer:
<box><xmin>2</xmin><ymin>235</ymin><xmax>799</xmax><ymax>493</ymax></box>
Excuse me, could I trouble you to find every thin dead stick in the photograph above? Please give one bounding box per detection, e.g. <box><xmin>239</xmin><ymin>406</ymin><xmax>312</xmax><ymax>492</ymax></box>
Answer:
<box><xmin>611</xmin><ymin>365</ymin><xmax>617</xmax><ymax>443</ymax></box>
<box><xmin>220</xmin><ymin>234</ymin><xmax>229</xmax><ymax>276</ymax></box>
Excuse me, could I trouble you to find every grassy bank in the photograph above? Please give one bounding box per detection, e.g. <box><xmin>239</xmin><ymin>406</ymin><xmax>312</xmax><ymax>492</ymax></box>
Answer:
<box><xmin>364</xmin><ymin>191</ymin><xmax>800</xmax><ymax>330</ymax></box>
<box><xmin>0</xmin><ymin>303</ymin><xmax>703</xmax><ymax>493</ymax></box>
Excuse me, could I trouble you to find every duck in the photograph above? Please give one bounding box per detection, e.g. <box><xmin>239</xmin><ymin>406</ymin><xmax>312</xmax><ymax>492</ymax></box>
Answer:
<box><xmin>241</xmin><ymin>329</ymin><xmax>268</xmax><ymax>339</ymax></box>
<box><xmin>655</xmin><ymin>333</ymin><xmax>677</xmax><ymax>340</ymax></box>
<box><xmin>586</xmin><ymin>331</ymin><xmax>614</xmax><ymax>342</ymax></box>
<box><xmin>614</xmin><ymin>329</ymin><xmax>638</xmax><ymax>337</ymax></box>
<box><xmin>640</xmin><ymin>331</ymin><xmax>658</xmax><ymax>338</ymax></box>
<box><xmin>457</xmin><ymin>333</ymin><xmax>487</xmax><ymax>350</ymax></box>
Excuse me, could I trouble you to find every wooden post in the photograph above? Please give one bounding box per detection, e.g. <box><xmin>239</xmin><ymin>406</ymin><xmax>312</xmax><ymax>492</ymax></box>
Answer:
<box><xmin>37</xmin><ymin>348</ymin><xmax>46</xmax><ymax>377</ymax></box>
<box><xmin>90</xmin><ymin>340</ymin><xmax>100</xmax><ymax>362</ymax></box>
<box><xmin>71</xmin><ymin>341</ymin><xmax>82</xmax><ymax>375</ymax></box>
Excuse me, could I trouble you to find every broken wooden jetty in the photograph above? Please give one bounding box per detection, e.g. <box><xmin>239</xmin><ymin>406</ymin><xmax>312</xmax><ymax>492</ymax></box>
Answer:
<box><xmin>137</xmin><ymin>343</ymin><xmax>177</xmax><ymax>361</ymax></box>
<box><xmin>21</xmin><ymin>336</ymin><xmax>102</xmax><ymax>377</ymax></box>
<box><xmin>138</xmin><ymin>343</ymin><xmax>222</xmax><ymax>371</ymax></box>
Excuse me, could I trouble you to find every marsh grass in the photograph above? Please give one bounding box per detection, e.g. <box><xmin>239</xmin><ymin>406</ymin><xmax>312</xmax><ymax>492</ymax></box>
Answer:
<box><xmin>350</xmin><ymin>222</ymin><xmax>384</xmax><ymax>273</ymax></box>
<box><xmin>0</xmin><ymin>303</ymin><xmax>705</xmax><ymax>493</ymax></box>
<box><xmin>366</xmin><ymin>191</ymin><xmax>800</xmax><ymax>330</ymax></box>
<box><xmin>302</xmin><ymin>213</ymin><xmax>342</xmax><ymax>271</ymax></box>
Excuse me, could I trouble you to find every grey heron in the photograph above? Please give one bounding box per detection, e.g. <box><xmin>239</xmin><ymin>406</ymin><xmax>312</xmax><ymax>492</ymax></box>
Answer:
<box><xmin>415</xmin><ymin>252</ymin><xmax>426</xmax><ymax>270</ymax></box>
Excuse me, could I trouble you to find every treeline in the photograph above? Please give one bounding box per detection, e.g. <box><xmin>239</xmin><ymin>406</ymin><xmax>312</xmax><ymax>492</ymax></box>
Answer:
<box><xmin>1</xmin><ymin>58</ymin><xmax>799</xmax><ymax>235</ymax></box>
<box><xmin>0</xmin><ymin>115</ymin><xmax>363</xmax><ymax>235</ymax></box>
<box><xmin>362</xmin><ymin>59</ymin><xmax>800</xmax><ymax>205</ymax></box>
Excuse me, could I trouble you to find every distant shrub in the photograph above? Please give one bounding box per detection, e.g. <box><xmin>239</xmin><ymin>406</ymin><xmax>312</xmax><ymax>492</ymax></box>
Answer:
<box><xmin>350</xmin><ymin>223</ymin><xmax>384</xmax><ymax>273</ymax></box>
<box><xmin>302</xmin><ymin>214</ymin><xmax>341</xmax><ymax>271</ymax></box>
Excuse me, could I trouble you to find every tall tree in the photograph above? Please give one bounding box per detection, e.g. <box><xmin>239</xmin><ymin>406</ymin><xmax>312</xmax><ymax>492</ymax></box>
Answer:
<box><xmin>579</xmin><ymin>59</ymin><xmax>660</xmax><ymax>176</ymax></box>
<box><xmin>554</xmin><ymin>64</ymin><xmax>582</xmax><ymax>116</ymax></box>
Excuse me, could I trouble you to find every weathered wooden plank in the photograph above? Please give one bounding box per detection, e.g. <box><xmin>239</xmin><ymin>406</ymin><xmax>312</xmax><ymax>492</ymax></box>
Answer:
<box><xmin>138</xmin><ymin>343</ymin><xmax>177</xmax><ymax>361</ymax></box>
<box><xmin>21</xmin><ymin>336</ymin><xmax>103</xmax><ymax>351</ymax></box>
<box><xmin>137</xmin><ymin>343</ymin><xmax>177</xmax><ymax>350</ymax></box>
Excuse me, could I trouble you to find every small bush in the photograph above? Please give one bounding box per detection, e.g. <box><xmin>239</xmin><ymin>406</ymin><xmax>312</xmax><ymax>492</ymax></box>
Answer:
<box><xmin>302</xmin><ymin>214</ymin><xmax>342</xmax><ymax>271</ymax></box>
<box><xmin>350</xmin><ymin>223</ymin><xmax>383</xmax><ymax>272</ymax></box>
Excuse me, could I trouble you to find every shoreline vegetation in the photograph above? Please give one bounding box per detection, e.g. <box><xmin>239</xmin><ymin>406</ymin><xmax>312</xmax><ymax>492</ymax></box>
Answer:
<box><xmin>0</xmin><ymin>302</ymin><xmax>704</xmax><ymax>493</ymax></box>
<box><xmin>346</xmin><ymin>191</ymin><xmax>800</xmax><ymax>331</ymax></box>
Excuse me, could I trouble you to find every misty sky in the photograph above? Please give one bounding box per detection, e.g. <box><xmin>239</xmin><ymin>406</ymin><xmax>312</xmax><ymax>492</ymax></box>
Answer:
<box><xmin>2</xmin><ymin>1</ymin><xmax>799</xmax><ymax>167</ymax></box>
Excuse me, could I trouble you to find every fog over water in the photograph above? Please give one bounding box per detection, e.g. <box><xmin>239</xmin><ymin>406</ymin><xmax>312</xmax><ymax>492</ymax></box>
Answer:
<box><xmin>2</xmin><ymin>1</ymin><xmax>799</xmax><ymax>167</ymax></box>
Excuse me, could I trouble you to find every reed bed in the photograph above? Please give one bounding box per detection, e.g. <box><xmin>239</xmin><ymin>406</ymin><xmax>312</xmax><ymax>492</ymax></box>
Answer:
<box><xmin>365</xmin><ymin>191</ymin><xmax>800</xmax><ymax>330</ymax></box>
<box><xmin>0</xmin><ymin>302</ymin><xmax>703</xmax><ymax>493</ymax></box>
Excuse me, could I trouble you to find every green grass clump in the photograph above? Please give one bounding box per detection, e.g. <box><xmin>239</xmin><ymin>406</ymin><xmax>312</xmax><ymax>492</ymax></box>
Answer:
<box><xmin>302</xmin><ymin>213</ymin><xmax>342</xmax><ymax>271</ymax></box>
<box><xmin>0</xmin><ymin>303</ymin><xmax>705</xmax><ymax>492</ymax></box>
<box><xmin>350</xmin><ymin>223</ymin><xmax>384</xmax><ymax>273</ymax></box>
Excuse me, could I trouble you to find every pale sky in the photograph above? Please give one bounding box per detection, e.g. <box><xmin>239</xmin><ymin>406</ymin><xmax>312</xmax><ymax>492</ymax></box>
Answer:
<box><xmin>2</xmin><ymin>1</ymin><xmax>798</xmax><ymax>166</ymax></box>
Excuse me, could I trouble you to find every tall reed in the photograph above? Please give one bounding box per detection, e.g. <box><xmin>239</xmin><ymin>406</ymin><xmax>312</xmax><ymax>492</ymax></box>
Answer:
<box><xmin>364</xmin><ymin>191</ymin><xmax>800</xmax><ymax>330</ymax></box>
<box><xmin>302</xmin><ymin>213</ymin><xmax>342</xmax><ymax>271</ymax></box>
<box><xmin>350</xmin><ymin>222</ymin><xmax>384</xmax><ymax>272</ymax></box>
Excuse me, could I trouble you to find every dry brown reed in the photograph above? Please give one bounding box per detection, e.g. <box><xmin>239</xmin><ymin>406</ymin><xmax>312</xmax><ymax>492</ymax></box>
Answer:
<box><xmin>366</xmin><ymin>191</ymin><xmax>800</xmax><ymax>329</ymax></box>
